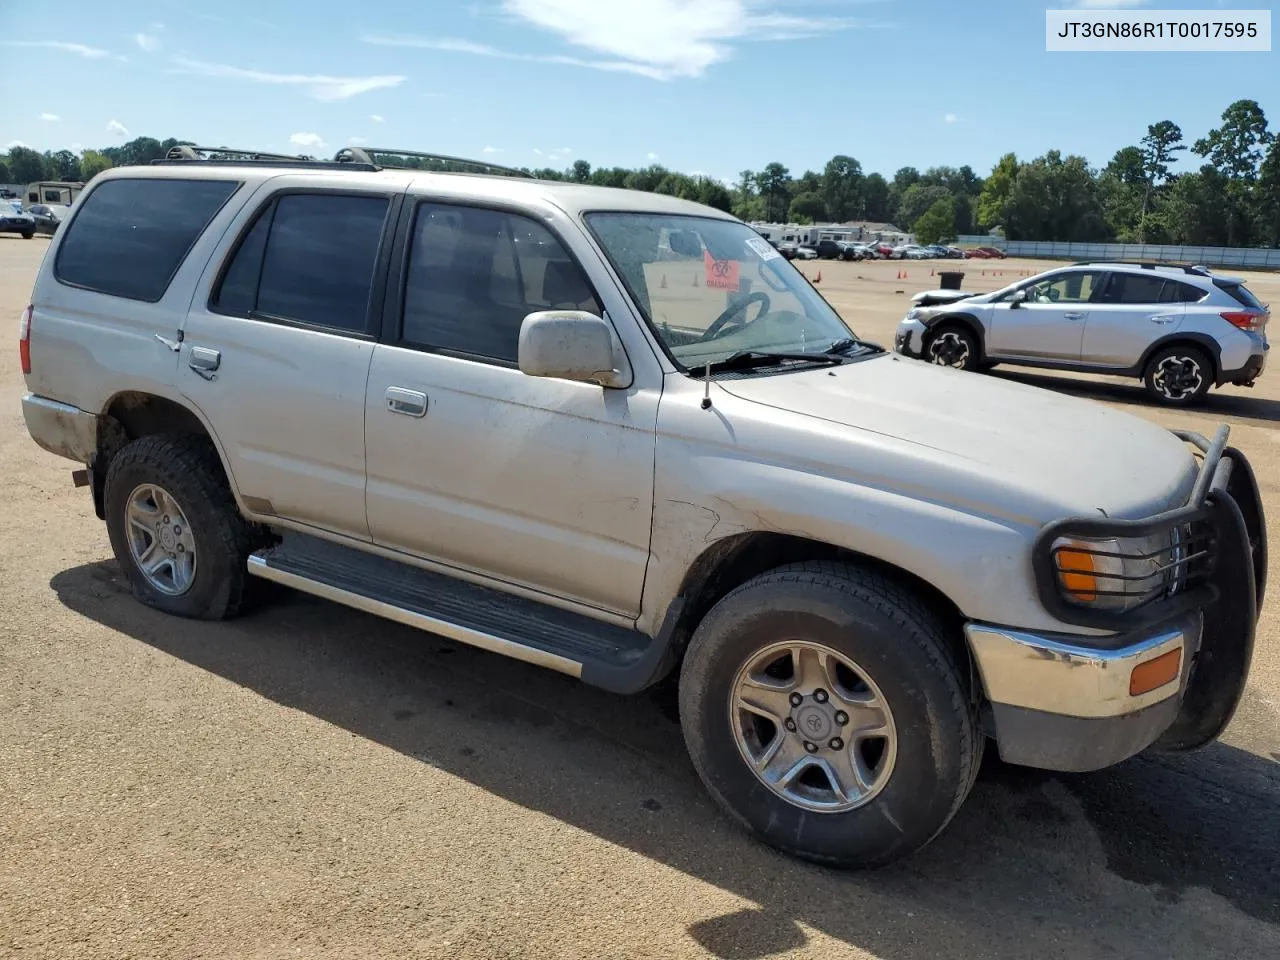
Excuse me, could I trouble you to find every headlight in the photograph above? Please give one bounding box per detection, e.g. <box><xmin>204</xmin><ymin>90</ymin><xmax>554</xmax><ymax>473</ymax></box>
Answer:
<box><xmin>1050</xmin><ymin>530</ymin><xmax>1190</xmax><ymax>613</ymax></box>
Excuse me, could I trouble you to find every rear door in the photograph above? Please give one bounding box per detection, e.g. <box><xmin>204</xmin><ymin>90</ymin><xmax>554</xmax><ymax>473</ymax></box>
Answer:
<box><xmin>178</xmin><ymin>185</ymin><xmax>401</xmax><ymax>540</ymax></box>
<box><xmin>1079</xmin><ymin>272</ymin><xmax>1187</xmax><ymax>368</ymax></box>
<box><xmin>986</xmin><ymin>270</ymin><xmax>1103</xmax><ymax>361</ymax></box>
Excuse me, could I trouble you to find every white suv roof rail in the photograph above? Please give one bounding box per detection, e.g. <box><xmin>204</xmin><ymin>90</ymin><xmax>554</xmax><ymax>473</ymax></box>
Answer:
<box><xmin>154</xmin><ymin>144</ymin><xmax>535</xmax><ymax>180</ymax></box>
<box><xmin>1071</xmin><ymin>259</ymin><xmax>1213</xmax><ymax>277</ymax></box>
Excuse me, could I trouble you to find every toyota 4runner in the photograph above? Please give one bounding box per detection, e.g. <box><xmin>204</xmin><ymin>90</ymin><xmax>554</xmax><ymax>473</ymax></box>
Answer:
<box><xmin>20</xmin><ymin>146</ymin><xmax>1268</xmax><ymax>868</ymax></box>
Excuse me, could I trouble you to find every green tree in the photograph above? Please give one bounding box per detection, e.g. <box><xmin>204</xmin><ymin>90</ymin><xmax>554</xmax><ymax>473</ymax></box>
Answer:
<box><xmin>1258</xmin><ymin>137</ymin><xmax>1280</xmax><ymax>246</ymax></box>
<box><xmin>45</xmin><ymin>149</ymin><xmax>82</xmax><ymax>181</ymax></box>
<box><xmin>887</xmin><ymin>166</ymin><xmax>921</xmax><ymax>225</ymax></box>
<box><xmin>1161</xmin><ymin>166</ymin><xmax>1231</xmax><ymax>245</ymax></box>
<box><xmin>1098</xmin><ymin>146</ymin><xmax>1146</xmax><ymax>240</ymax></box>
<box><xmin>897</xmin><ymin>184</ymin><xmax>951</xmax><ymax>230</ymax></box>
<box><xmin>1194</xmin><ymin>99</ymin><xmax>1272</xmax><ymax>180</ymax></box>
<box><xmin>1005</xmin><ymin>151</ymin><xmax>1108</xmax><ymax>242</ymax></box>
<box><xmin>861</xmin><ymin>172</ymin><xmax>890</xmax><ymax>221</ymax></box>
<box><xmin>789</xmin><ymin>191</ymin><xmax>827</xmax><ymax>222</ymax></box>
<box><xmin>0</xmin><ymin>157</ymin><xmax>10</xmax><ymax>183</ymax></box>
<box><xmin>914</xmin><ymin>197</ymin><xmax>956</xmax><ymax>245</ymax></box>
<box><xmin>569</xmin><ymin>159</ymin><xmax>591</xmax><ymax>183</ymax></box>
<box><xmin>589</xmin><ymin>166</ymin><xmax>630</xmax><ymax>188</ymax></box>
<box><xmin>977</xmin><ymin>153</ymin><xmax>1019</xmax><ymax>230</ymax></box>
<box><xmin>101</xmin><ymin>136</ymin><xmax>167</xmax><ymax>167</ymax></box>
<box><xmin>80</xmin><ymin>150</ymin><xmax>113</xmax><ymax>180</ymax></box>
<box><xmin>821</xmin><ymin>154</ymin><xmax>863</xmax><ymax>222</ymax></box>
<box><xmin>6</xmin><ymin>146</ymin><xmax>47</xmax><ymax>183</ymax></box>
<box><xmin>755</xmin><ymin>162</ymin><xmax>792</xmax><ymax>222</ymax></box>
<box><xmin>695</xmin><ymin>177</ymin><xmax>733</xmax><ymax>213</ymax></box>
<box><xmin>1138</xmin><ymin>120</ymin><xmax>1186</xmax><ymax>234</ymax></box>
<box><xmin>952</xmin><ymin>194</ymin><xmax>975</xmax><ymax>236</ymax></box>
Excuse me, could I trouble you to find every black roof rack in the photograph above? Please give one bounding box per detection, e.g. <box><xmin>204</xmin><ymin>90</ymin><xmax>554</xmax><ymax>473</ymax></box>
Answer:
<box><xmin>334</xmin><ymin>146</ymin><xmax>534</xmax><ymax>179</ymax></box>
<box><xmin>1071</xmin><ymin>259</ymin><xmax>1212</xmax><ymax>276</ymax></box>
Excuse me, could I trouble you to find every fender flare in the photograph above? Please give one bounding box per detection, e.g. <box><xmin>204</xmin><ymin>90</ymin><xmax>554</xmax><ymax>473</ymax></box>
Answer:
<box><xmin>922</xmin><ymin>312</ymin><xmax>988</xmax><ymax>359</ymax></box>
<box><xmin>1135</xmin><ymin>334</ymin><xmax>1223</xmax><ymax>384</ymax></box>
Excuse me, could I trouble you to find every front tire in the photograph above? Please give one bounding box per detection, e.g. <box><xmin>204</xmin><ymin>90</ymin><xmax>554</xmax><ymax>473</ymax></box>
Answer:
<box><xmin>925</xmin><ymin>324</ymin><xmax>981</xmax><ymax>372</ymax></box>
<box><xmin>678</xmin><ymin>562</ymin><xmax>982</xmax><ymax>868</ymax></box>
<box><xmin>104</xmin><ymin>434</ymin><xmax>270</xmax><ymax>620</ymax></box>
<box><xmin>1143</xmin><ymin>344</ymin><xmax>1212</xmax><ymax>406</ymax></box>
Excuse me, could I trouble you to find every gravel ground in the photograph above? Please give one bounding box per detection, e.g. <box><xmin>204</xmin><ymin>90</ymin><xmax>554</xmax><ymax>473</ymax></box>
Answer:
<box><xmin>2</xmin><ymin>238</ymin><xmax>1277</xmax><ymax>959</ymax></box>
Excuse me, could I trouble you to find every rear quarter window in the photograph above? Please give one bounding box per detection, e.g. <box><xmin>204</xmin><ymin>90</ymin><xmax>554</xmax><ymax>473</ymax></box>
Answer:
<box><xmin>1215</xmin><ymin>280</ymin><xmax>1266</xmax><ymax>311</ymax></box>
<box><xmin>55</xmin><ymin>178</ymin><xmax>241</xmax><ymax>302</ymax></box>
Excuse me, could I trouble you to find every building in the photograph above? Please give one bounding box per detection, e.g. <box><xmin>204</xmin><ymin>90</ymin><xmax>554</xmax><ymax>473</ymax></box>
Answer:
<box><xmin>748</xmin><ymin>220</ymin><xmax>912</xmax><ymax>247</ymax></box>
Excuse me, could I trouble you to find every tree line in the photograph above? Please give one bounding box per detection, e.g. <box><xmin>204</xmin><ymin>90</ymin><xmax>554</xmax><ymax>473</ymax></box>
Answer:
<box><xmin>3</xmin><ymin>98</ymin><xmax>1276</xmax><ymax>248</ymax></box>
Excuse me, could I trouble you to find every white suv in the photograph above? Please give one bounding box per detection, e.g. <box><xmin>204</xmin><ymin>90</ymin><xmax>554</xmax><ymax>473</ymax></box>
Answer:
<box><xmin>18</xmin><ymin>147</ymin><xmax>1267</xmax><ymax>868</ymax></box>
<box><xmin>894</xmin><ymin>261</ymin><xmax>1270</xmax><ymax>405</ymax></box>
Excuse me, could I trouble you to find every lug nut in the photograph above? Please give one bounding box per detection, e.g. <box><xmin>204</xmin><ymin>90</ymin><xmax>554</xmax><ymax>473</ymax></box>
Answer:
<box><xmin>784</xmin><ymin>718</ymin><xmax>796</xmax><ymax>732</ymax></box>
<box><xmin>789</xmin><ymin>693</ymin><xmax>803</xmax><ymax>707</ymax></box>
<box><xmin>177</xmin><ymin>544</ymin><xmax>184</xmax><ymax>553</ymax></box>
<box><xmin>813</xmin><ymin>689</ymin><xmax>828</xmax><ymax>703</ymax></box>
<box><xmin>829</xmin><ymin>738</ymin><xmax>844</xmax><ymax>750</ymax></box>
<box><xmin>173</xmin><ymin>525</ymin><xmax>181</xmax><ymax>535</ymax></box>
<box><xmin>162</xmin><ymin>515</ymin><xmax>170</xmax><ymax>523</ymax></box>
<box><xmin>835</xmin><ymin>711</ymin><xmax>849</xmax><ymax>725</ymax></box>
<box><xmin>803</xmin><ymin>741</ymin><xmax>818</xmax><ymax>754</ymax></box>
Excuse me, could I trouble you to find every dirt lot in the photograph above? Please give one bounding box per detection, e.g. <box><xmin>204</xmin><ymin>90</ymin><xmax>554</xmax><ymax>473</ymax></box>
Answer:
<box><xmin>1</xmin><ymin>238</ymin><xmax>1277</xmax><ymax>959</ymax></box>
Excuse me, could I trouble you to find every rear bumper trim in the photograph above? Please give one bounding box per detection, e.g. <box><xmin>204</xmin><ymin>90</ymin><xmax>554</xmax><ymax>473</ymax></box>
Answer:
<box><xmin>22</xmin><ymin>393</ymin><xmax>99</xmax><ymax>464</ymax></box>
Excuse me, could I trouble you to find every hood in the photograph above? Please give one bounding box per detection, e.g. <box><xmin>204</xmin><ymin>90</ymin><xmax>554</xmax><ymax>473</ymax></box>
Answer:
<box><xmin>717</xmin><ymin>353</ymin><xmax>1198</xmax><ymax>526</ymax></box>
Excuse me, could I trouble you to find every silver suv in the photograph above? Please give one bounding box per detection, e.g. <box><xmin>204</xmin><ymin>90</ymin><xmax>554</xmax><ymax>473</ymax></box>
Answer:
<box><xmin>894</xmin><ymin>261</ymin><xmax>1270</xmax><ymax>405</ymax></box>
<box><xmin>19</xmin><ymin>147</ymin><xmax>1267</xmax><ymax>868</ymax></box>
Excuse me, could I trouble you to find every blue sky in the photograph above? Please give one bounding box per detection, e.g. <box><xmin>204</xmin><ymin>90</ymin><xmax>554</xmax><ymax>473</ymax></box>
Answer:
<box><xmin>1</xmin><ymin>0</ymin><xmax>1274</xmax><ymax>182</ymax></box>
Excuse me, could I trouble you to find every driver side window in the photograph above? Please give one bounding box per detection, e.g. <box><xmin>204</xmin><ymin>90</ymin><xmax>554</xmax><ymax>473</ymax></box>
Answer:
<box><xmin>1024</xmin><ymin>271</ymin><xmax>1102</xmax><ymax>305</ymax></box>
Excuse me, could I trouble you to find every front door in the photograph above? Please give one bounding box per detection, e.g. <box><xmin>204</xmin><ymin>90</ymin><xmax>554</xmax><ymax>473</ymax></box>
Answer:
<box><xmin>986</xmin><ymin>270</ymin><xmax>1104</xmax><ymax>362</ymax></box>
<box><xmin>363</xmin><ymin>200</ymin><xmax>659</xmax><ymax>616</ymax></box>
<box><xmin>179</xmin><ymin>188</ymin><xmax>398</xmax><ymax>540</ymax></box>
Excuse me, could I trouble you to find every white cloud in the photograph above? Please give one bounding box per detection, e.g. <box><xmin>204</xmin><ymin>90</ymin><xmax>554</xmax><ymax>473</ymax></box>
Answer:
<box><xmin>532</xmin><ymin>148</ymin><xmax>543</xmax><ymax>155</ymax></box>
<box><xmin>3</xmin><ymin>40</ymin><xmax>113</xmax><ymax>58</ymax></box>
<box><xmin>370</xmin><ymin>113</ymin><xmax>384</xmax><ymax>122</ymax></box>
<box><xmin>647</xmin><ymin>151</ymin><xmax>659</xmax><ymax>161</ymax></box>
<box><xmin>482</xmin><ymin>145</ymin><xmax>501</xmax><ymax>153</ymax></box>
<box><xmin>40</xmin><ymin>112</ymin><xmax>60</xmax><ymax>122</ymax></box>
<box><xmin>171</xmin><ymin>58</ymin><xmax>406</xmax><ymax>101</ymax></box>
<box><xmin>364</xmin><ymin>0</ymin><xmax>866</xmax><ymax>79</ymax></box>
<box><xmin>6</xmin><ymin>140</ymin><xmax>29</xmax><ymax>150</ymax></box>
<box><xmin>107</xmin><ymin>119</ymin><xmax>129</xmax><ymax>137</ymax></box>
<box><xmin>290</xmin><ymin>132</ymin><xmax>326</xmax><ymax>150</ymax></box>
<box><xmin>944</xmin><ymin>113</ymin><xmax>959</xmax><ymax>124</ymax></box>
<box><xmin>135</xmin><ymin>32</ymin><xmax>160</xmax><ymax>52</ymax></box>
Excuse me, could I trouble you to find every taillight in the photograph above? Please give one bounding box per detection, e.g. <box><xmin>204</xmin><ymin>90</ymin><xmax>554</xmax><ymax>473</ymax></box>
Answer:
<box><xmin>1220</xmin><ymin>310</ymin><xmax>1267</xmax><ymax>332</ymax></box>
<box><xmin>19</xmin><ymin>304</ymin><xmax>32</xmax><ymax>375</ymax></box>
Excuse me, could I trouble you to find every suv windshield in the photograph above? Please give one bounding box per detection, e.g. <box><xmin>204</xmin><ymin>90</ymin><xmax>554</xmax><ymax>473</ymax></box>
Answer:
<box><xmin>585</xmin><ymin>212</ymin><xmax>859</xmax><ymax>371</ymax></box>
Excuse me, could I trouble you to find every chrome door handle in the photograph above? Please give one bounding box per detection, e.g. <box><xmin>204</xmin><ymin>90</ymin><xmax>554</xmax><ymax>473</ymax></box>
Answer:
<box><xmin>1150</xmin><ymin>315</ymin><xmax>1177</xmax><ymax>324</ymax></box>
<box><xmin>188</xmin><ymin>346</ymin><xmax>221</xmax><ymax>381</ymax></box>
<box><xmin>1063</xmin><ymin>312</ymin><xmax>1085</xmax><ymax>321</ymax></box>
<box><xmin>386</xmin><ymin>386</ymin><xmax>427</xmax><ymax>418</ymax></box>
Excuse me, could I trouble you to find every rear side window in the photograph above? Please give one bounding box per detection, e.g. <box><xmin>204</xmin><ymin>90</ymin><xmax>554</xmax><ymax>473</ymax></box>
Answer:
<box><xmin>1097</xmin><ymin>272</ymin><xmax>1167</xmax><ymax>305</ymax></box>
<box><xmin>1159</xmin><ymin>280</ymin><xmax>1206</xmax><ymax>303</ymax></box>
<box><xmin>56</xmin><ymin>178</ymin><xmax>240</xmax><ymax>302</ymax></box>
<box><xmin>212</xmin><ymin>193</ymin><xmax>390</xmax><ymax>333</ymax></box>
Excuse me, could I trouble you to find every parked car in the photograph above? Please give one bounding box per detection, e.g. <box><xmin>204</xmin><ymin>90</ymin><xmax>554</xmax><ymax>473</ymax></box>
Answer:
<box><xmin>2</xmin><ymin>200</ymin><xmax>36</xmax><ymax>239</ymax></box>
<box><xmin>943</xmin><ymin>246</ymin><xmax>967</xmax><ymax>259</ymax></box>
<box><xmin>894</xmin><ymin>260</ymin><xmax>1270</xmax><ymax>405</ymax></box>
<box><xmin>813</xmin><ymin>239</ymin><xmax>845</xmax><ymax>260</ymax></box>
<box><xmin>837</xmin><ymin>241</ymin><xmax>871</xmax><ymax>261</ymax></box>
<box><xmin>26</xmin><ymin>203</ymin><xmax>68</xmax><ymax>235</ymax></box>
<box><xmin>20</xmin><ymin>154</ymin><xmax>1266</xmax><ymax>870</ymax></box>
<box><xmin>893</xmin><ymin>244</ymin><xmax>932</xmax><ymax>260</ymax></box>
<box><xmin>973</xmin><ymin>246</ymin><xmax>1006</xmax><ymax>259</ymax></box>
<box><xmin>793</xmin><ymin>244</ymin><xmax>819</xmax><ymax>260</ymax></box>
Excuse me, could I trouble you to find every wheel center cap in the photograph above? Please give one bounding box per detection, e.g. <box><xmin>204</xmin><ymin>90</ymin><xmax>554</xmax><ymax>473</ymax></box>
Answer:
<box><xmin>793</xmin><ymin>704</ymin><xmax>834</xmax><ymax>742</ymax></box>
<box><xmin>158</xmin><ymin>525</ymin><xmax>177</xmax><ymax>552</ymax></box>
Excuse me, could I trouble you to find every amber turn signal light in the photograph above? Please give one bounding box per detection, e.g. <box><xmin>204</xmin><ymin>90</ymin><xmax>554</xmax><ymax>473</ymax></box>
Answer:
<box><xmin>1129</xmin><ymin>649</ymin><xmax>1181</xmax><ymax>697</ymax></box>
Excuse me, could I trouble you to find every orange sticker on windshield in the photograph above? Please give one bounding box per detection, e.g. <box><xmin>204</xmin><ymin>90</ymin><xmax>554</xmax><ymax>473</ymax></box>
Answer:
<box><xmin>704</xmin><ymin>250</ymin><xmax>741</xmax><ymax>291</ymax></box>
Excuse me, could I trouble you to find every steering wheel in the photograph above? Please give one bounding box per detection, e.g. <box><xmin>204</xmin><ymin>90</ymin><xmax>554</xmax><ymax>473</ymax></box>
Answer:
<box><xmin>701</xmin><ymin>291</ymin><xmax>772</xmax><ymax>341</ymax></box>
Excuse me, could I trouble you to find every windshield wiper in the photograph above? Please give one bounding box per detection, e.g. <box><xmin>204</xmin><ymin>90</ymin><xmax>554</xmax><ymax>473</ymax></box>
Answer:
<box><xmin>824</xmin><ymin>337</ymin><xmax>884</xmax><ymax>356</ymax></box>
<box><xmin>703</xmin><ymin>350</ymin><xmax>847</xmax><ymax>374</ymax></box>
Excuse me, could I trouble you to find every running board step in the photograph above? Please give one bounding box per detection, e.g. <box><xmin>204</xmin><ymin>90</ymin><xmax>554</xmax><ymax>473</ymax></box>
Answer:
<box><xmin>247</xmin><ymin>533</ymin><xmax>669</xmax><ymax>693</ymax></box>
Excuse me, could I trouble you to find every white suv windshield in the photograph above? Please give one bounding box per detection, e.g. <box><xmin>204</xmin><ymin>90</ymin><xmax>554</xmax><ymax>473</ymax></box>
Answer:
<box><xmin>585</xmin><ymin>213</ymin><xmax>858</xmax><ymax>371</ymax></box>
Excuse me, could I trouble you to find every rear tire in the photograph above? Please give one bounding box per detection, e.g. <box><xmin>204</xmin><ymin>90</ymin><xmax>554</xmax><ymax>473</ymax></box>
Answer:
<box><xmin>925</xmin><ymin>323</ymin><xmax>981</xmax><ymax>372</ymax></box>
<box><xmin>1143</xmin><ymin>344</ymin><xmax>1212</xmax><ymax>406</ymax></box>
<box><xmin>678</xmin><ymin>562</ymin><xmax>982</xmax><ymax>868</ymax></box>
<box><xmin>104</xmin><ymin>434</ymin><xmax>271</xmax><ymax>620</ymax></box>
<box><xmin>22</xmin><ymin>232</ymin><xmax>34</xmax><ymax>239</ymax></box>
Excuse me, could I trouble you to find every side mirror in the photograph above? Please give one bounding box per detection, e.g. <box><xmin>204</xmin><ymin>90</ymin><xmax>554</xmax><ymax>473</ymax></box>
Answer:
<box><xmin>518</xmin><ymin>311</ymin><xmax>632</xmax><ymax>388</ymax></box>
<box><xmin>1009</xmin><ymin>289</ymin><xmax>1027</xmax><ymax>308</ymax></box>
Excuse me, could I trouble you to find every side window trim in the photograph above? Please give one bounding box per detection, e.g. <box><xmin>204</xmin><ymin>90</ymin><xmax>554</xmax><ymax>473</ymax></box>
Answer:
<box><xmin>384</xmin><ymin>197</ymin><xmax>605</xmax><ymax>367</ymax></box>
<box><xmin>207</xmin><ymin>187</ymin><xmax>402</xmax><ymax>339</ymax></box>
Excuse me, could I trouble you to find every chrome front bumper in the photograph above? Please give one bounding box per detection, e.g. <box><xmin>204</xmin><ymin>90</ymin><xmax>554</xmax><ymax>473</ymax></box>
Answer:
<box><xmin>22</xmin><ymin>393</ymin><xmax>99</xmax><ymax>464</ymax></box>
<box><xmin>966</xmin><ymin>612</ymin><xmax>1203</xmax><ymax>771</ymax></box>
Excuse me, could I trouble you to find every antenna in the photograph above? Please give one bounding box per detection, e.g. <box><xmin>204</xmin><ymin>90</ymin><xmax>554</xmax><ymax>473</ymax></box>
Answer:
<box><xmin>701</xmin><ymin>362</ymin><xmax>713</xmax><ymax>409</ymax></box>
